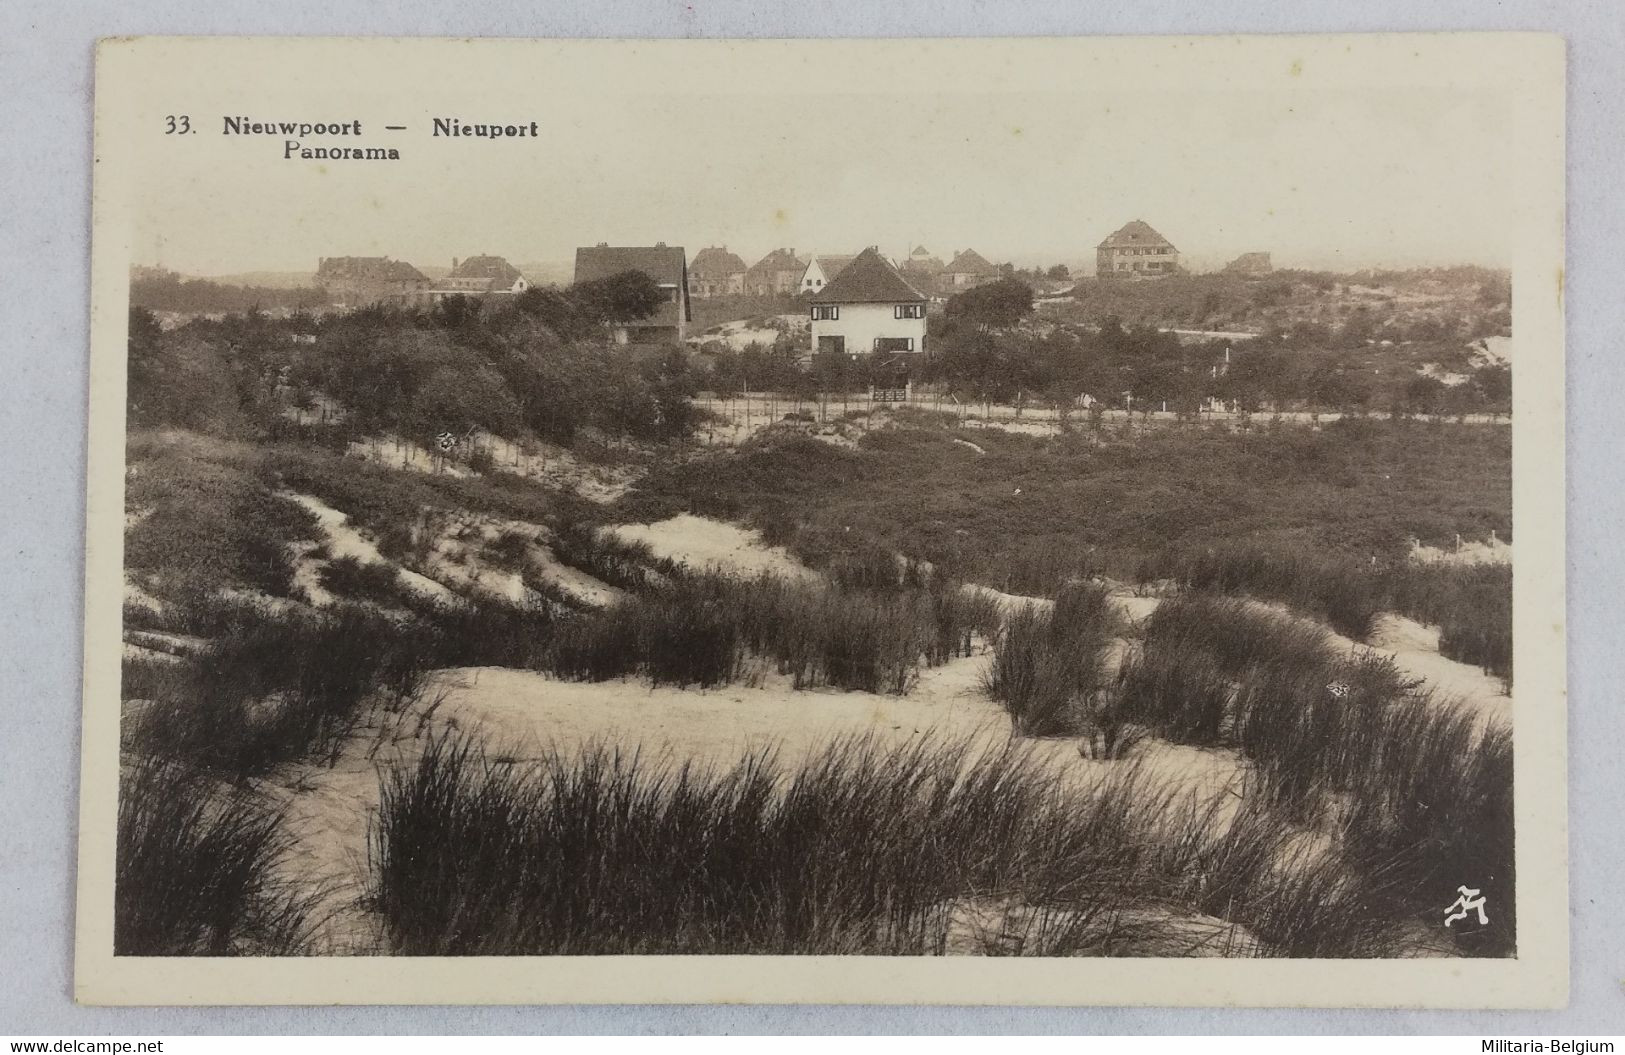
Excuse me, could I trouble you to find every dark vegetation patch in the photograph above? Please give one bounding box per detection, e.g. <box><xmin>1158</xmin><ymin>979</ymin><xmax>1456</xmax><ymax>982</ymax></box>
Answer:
<box><xmin>125</xmin><ymin>433</ymin><xmax>319</xmax><ymax>603</ymax></box>
<box><xmin>614</xmin><ymin>419</ymin><xmax>1510</xmax><ymax>593</ymax></box>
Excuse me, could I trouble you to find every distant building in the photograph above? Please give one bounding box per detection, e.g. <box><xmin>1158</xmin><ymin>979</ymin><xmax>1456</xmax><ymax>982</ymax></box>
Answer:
<box><xmin>900</xmin><ymin>245</ymin><xmax>945</xmax><ymax>279</ymax></box>
<box><xmin>1223</xmin><ymin>251</ymin><xmax>1273</xmax><ymax>276</ymax></box>
<box><xmin>314</xmin><ymin>257</ymin><xmax>431</xmax><ymax>306</ymax></box>
<box><xmin>798</xmin><ymin>254</ymin><xmax>857</xmax><ymax>295</ymax></box>
<box><xmin>1096</xmin><ymin>221</ymin><xmax>1180</xmax><ymax>278</ymax></box>
<box><xmin>808</xmin><ymin>247</ymin><xmax>928</xmax><ymax>361</ymax></box>
<box><xmin>572</xmin><ymin>242</ymin><xmax>691</xmax><ymax>345</ymax></box>
<box><xmin>940</xmin><ymin>249</ymin><xmax>1001</xmax><ymax>291</ymax></box>
<box><xmin>442</xmin><ymin>255</ymin><xmax>529</xmax><ymax>294</ymax></box>
<box><xmin>744</xmin><ymin>248</ymin><xmax>808</xmax><ymax>296</ymax></box>
<box><xmin>688</xmin><ymin>247</ymin><xmax>748</xmax><ymax>298</ymax></box>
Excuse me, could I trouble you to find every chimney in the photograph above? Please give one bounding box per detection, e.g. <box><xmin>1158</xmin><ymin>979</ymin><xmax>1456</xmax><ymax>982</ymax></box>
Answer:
<box><xmin>452</xmin><ymin>257</ymin><xmax>459</xmax><ymax>271</ymax></box>
<box><xmin>597</xmin><ymin>242</ymin><xmax>608</xmax><ymax>248</ymax></box>
<box><xmin>656</xmin><ymin>241</ymin><xmax>666</xmax><ymax>248</ymax></box>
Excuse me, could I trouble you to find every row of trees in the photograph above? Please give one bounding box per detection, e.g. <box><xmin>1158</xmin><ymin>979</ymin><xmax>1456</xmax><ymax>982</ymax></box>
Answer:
<box><xmin>688</xmin><ymin>277</ymin><xmax>1509</xmax><ymax>418</ymax></box>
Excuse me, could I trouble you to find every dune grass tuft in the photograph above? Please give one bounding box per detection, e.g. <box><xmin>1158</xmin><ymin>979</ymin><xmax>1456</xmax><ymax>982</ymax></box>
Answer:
<box><xmin>116</xmin><ymin>757</ymin><xmax>319</xmax><ymax>955</ymax></box>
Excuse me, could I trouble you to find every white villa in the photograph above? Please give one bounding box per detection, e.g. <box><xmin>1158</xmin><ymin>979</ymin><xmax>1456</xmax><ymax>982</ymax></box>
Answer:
<box><xmin>808</xmin><ymin>247</ymin><xmax>928</xmax><ymax>360</ymax></box>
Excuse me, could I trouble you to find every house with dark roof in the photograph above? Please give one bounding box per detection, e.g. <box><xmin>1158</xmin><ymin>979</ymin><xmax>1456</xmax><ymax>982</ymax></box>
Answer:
<box><xmin>573</xmin><ymin>242</ymin><xmax>691</xmax><ymax>345</ymax></box>
<box><xmin>940</xmin><ymin>249</ymin><xmax>1002</xmax><ymax>292</ymax></box>
<box><xmin>797</xmin><ymin>254</ymin><xmax>857</xmax><ymax>295</ymax></box>
<box><xmin>443</xmin><ymin>255</ymin><xmax>529</xmax><ymax>294</ymax></box>
<box><xmin>1096</xmin><ymin>220</ymin><xmax>1180</xmax><ymax>278</ymax></box>
<box><xmin>807</xmin><ymin>247</ymin><xmax>929</xmax><ymax>360</ymax></box>
<box><xmin>688</xmin><ymin>247</ymin><xmax>748</xmax><ymax>298</ymax></box>
<box><xmin>744</xmin><ymin>248</ymin><xmax>807</xmax><ymax>297</ymax></box>
<box><xmin>314</xmin><ymin>256</ymin><xmax>431</xmax><ymax>306</ymax></box>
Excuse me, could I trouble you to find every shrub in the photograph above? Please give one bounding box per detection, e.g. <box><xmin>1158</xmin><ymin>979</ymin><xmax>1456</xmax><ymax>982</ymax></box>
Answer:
<box><xmin>116</xmin><ymin>758</ymin><xmax>317</xmax><ymax>955</ymax></box>
<box><xmin>1148</xmin><ymin>544</ymin><xmax>1382</xmax><ymax>639</ymax></box>
<box><xmin>1115</xmin><ymin>642</ymin><xmax>1232</xmax><ymax>745</ymax></box>
<box><xmin>983</xmin><ymin>582</ymin><xmax>1116</xmax><ymax>736</ymax></box>
<box><xmin>318</xmin><ymin>555</ymin><xmax>408</xmax><ymax>607</ymax></box>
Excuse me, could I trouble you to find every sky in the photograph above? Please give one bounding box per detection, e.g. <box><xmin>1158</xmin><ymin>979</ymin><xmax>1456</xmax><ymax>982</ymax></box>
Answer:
<box><xmin>120</xmin><ymin>39</ymin><xmax>1518</xmax><ymax>278</ymax></box>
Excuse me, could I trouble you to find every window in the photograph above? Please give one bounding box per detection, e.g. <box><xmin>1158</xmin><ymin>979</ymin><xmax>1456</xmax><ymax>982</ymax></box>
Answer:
<box><xmin>894</xmin><ymin>304</ymin><xmax>924</xmax><ymax>319</ymax></box>
<box><xmin>875</xmin><ymin>337</ymin><xmax>914</xmax><ymax>353</ymax></box>
<box><xmin>811</xmin><ymin>305</ymin><xmax>839</xmax><ymax>321</ymax></box>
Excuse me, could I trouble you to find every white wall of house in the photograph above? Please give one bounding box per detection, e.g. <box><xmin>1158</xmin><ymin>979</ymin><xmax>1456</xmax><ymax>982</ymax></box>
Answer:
<box><xmin>810</xmin><ymin>302</ymin><xmax>927</xmax><ymax>356</ymax></box>
<box><xmin>799</xmin><ymin>260</ymin><xmax>830</xmax><ymax>294</ymax></box>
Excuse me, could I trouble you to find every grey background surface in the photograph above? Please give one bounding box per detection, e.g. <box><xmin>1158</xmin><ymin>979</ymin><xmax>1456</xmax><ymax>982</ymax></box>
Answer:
<box><xmin>2</xmin><ymin>0</ymin><xmax>1621</xmax><ymax>1035</ymax></box>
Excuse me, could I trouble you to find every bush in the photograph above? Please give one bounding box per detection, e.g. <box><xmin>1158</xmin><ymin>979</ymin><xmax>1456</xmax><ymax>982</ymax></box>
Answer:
<box><xmin>318</xmin><ymin>555</ymin><xmax>408</xmax><ymax>607</ymax></box>
<box><xmin>1116</xmin><ymin>642</ymin><xmax>1232</xmax><ymax>745</ymax></box>
<box><xmin>983</xmin><ymin>582</ymin><xmax>1116</xmax><ymax>736</ymax></box>
<box><xmin>1147</xmin><ymin>544</ymin><xmax>1383</xmax><ymax>640</ymax></box>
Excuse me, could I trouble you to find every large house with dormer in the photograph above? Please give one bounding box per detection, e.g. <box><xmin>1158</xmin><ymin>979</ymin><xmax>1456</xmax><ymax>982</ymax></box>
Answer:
<box><xmin>688</xmin><ymin>247</ymin><xmax>748</xmax><ymax>298</ymax></box>
<box><xmin>1096</xmin><ymin>220</ymin><xmax>1180</xmax><ymax>278</ymax></box>
<box><xmin>939</xmin><ymin>249</ymin><xmax>1002</xmax><ymax>292</ymax></box>
<box><xmin>573</xmin><ymin>242</ymin><xmax>691</xmax><ymax>345</ymax></box>
<box><xmin>808</xmin><ymin>247</ymin><xmax>929</xmax><ymax>361</ymax></box>
<box><xmin>744</xmin><ymin>248</ymin><xmax>808</xmax><ymax>296</ymax></box>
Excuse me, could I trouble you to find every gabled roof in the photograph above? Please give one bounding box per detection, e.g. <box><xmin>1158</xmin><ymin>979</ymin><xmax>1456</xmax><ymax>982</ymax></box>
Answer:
<box><xmin>1097</xmin><ymin>220</ymin><xmax>1177</xmax><ymax>251</ymax></box>
<box><xmin>944</xmin><ymin>249</ymin><xmax>998</xmax><ymax>275</ymax></box>
<box><xmin>811</xmin><ymin>254</ymin><xmax>856</xmax><ymax>280</ymax></box>
<box><xmin>746</xmin><ymin>248</ymin><xmax>807</xmax><ymax>277</ymax></box>
<box><xmin>574</xmin><ymin>244</ymin><xmax>688</xmax><ymax>288</ymax></box>
<box><xmin>690</xmin><ymin>247</ymin><xmax>748</xmax><ymax>277</ymax></box>
<box><xmin>810</xmin><ymin>247</ymin><xmax>926</xmax><ymax>304</ymax></box>
<box><xmin>449</xmin><ymin>255</ymin><xmax>523</xmax><ymax>285</ymax></box>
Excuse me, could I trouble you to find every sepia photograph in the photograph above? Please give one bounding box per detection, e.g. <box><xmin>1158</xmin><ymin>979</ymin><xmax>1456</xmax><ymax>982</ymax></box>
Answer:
<box><xmin>75</xmin><ymin>34</ymin><xmax>1567</xmax><ymax>1006</ymax></box>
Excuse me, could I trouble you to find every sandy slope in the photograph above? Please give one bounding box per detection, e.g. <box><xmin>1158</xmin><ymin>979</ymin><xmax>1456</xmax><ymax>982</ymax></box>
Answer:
<box><xmin>284</xmin><ymin>492</ymin><xmax>461</xmax><ymax>607</ymax></box>
<box><xmin>606</xmin><ymin>515</ymin><xmax>817</xmax><ymax>581</ymax></box>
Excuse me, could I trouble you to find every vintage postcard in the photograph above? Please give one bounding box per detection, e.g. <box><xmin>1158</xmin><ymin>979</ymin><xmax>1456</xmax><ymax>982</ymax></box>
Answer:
<box><xmin>77</xmin><ymin>34</ymin><xmax>1567</xmax><ymax>1006</ymax></box>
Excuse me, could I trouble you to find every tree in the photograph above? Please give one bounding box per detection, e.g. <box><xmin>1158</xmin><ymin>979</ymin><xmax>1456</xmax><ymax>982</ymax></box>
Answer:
<box><xmin>1045</xmin><ymin>264</ymin><xmax>1071</xmax><ymax>281</ymax></box>
<box><xmin>572</xmin><ymin>269</ymin><xmax>666</xmax><ymax>325</ymax></box>
<box><xmin>944</xmin><ymin>278</ymin><xmax>1035</xmax><ymax>330</ymax></box>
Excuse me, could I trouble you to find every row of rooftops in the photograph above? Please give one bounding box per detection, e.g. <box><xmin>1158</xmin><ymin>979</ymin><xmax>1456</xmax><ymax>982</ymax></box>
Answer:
<box><xmin>313</xmin><ymin>222</ymin><xmax>1191</xmax><ymax>307</ymax></box>
<box><xmin>687</xmin><ymin>245</ymin><xmax>1004</xmax><ymax>281</ymax></box>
